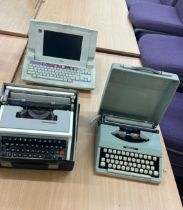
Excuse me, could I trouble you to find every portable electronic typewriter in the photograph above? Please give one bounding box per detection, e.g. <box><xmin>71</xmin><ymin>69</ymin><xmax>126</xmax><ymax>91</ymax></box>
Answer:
<box><xmin>0</xmin><ymin>83</ymin><xmax>79</xmax><ymax>170</ymax></box>
<box><xmin>95</xmin><ymin>64</ymin><xmax>179</xmax><ymax>184</ymax></box>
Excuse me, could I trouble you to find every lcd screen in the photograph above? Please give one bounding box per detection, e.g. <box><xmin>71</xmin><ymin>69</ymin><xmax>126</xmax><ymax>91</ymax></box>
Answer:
<box><xmin>43</xmin><ymin>30</ymin><xmax>83</xmax><ymax>61</ymax></box>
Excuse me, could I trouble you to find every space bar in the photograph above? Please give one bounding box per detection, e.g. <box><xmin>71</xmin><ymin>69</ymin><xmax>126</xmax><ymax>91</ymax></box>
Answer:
<box><xmin>108</xmin><ymin>169</ymin><xmax>151</xmax><ymax>180</ymax></box>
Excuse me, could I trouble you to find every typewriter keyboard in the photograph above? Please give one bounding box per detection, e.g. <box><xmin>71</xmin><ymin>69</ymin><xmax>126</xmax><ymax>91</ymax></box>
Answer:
<box><xmin>99</xmin><ymin>147</ymin><xmax>160</xmax><ymax>178</ymax></box>
<box><xmin>0</xmin><ymin>136</ymin><xmax>67</xmax><ymax>160</ymax></box>
<box><xmin>27</xmin><ymin>60</ymin><xmax>91</xmax><ymax>83</ymax></box>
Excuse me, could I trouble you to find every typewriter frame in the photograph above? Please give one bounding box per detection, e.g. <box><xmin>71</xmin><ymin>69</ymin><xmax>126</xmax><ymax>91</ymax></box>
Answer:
<box><xmin>0</xmin><ymin>83</ymin><xmax>80</xmax><ymax>171</ymax></box>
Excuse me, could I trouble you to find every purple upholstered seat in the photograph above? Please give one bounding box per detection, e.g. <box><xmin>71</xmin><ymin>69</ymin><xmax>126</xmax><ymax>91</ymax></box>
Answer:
<box><xmin>126</xmin><ymin>0</ymin><xmax>177</xmax><ymax>8</ymax></box>
<box><xmin>129</xmin><ymin>0</ymin><xmax>183</xmax><ymax>36</ymax></box>
<box><xmin>138</xmin><ymin>34</ymin><xmax>183</xmax><ymax>77</ymax></box>
<box><xmin>160</xmin><ymin>92</ymin><xmax>183</xmax><ymax>178</ymax></box>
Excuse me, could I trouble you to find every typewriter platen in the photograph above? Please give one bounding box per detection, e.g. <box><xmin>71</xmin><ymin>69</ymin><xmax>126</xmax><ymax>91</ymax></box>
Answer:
<box><xmin>0</xmin><ymin>83</ymin><xmax>79</xmax><ymax>170</ymax></box>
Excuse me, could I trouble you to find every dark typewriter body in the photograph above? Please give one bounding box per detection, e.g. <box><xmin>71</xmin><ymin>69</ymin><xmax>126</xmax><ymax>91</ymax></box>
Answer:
<box><xmin>0</xmin><ymin>83</ymin><xmax>79</xmax><ymax>170</ymax></box>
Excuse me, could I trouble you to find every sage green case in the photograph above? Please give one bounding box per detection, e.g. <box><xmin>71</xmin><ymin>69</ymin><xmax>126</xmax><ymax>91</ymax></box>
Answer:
<box><xmin>95</xmin><ymin>63</ymin><xmax>179</xmax><ymax>184</ymax></box>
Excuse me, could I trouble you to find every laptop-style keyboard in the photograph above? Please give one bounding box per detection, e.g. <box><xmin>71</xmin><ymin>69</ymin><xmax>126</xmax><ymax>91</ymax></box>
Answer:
<box><xmin>27</xmin><ymin>60</ymin><xmax>91</xmax><ymax>83</ymax></box>
<box><xmin>99</xmin><ymin>147</ymin><xmax>160</xmax><ymax>178</ymax></box>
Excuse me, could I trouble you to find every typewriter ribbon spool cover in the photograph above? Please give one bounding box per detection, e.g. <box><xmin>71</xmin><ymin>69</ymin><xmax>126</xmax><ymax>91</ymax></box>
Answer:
<box><xmin>95</xmin><ymin>63</ymin><xmax>179</xmax><ymax>183</ymax></box>
<box><xmin>0</xmin><ymin>83</ymin><xmax>80</xmax><ymax>171</ymax></box>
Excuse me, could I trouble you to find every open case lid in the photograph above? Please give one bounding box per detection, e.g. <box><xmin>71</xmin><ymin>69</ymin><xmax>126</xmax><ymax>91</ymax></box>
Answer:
<box><xmin>99</xmin><ymin>63</ymin><xmax>179</xmax><ymax>129</ymax></box>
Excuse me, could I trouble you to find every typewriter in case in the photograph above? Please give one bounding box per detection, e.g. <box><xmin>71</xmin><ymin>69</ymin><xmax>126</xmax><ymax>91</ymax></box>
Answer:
<box><xmin>0</xmin><ymin>83</ymin><xmax>79</xmax><ymax>170</ymax></box>
<box><xmin>95</xmin><ymin>64</ymin><xmax>179</xmax><ymax>184</ymax></box>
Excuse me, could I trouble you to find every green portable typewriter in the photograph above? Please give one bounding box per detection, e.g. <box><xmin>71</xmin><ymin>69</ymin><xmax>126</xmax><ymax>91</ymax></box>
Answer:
<box><xmin>95</xmin><ymin>63</ymin><xmax>179</xmax><ymax>184</ymax></box>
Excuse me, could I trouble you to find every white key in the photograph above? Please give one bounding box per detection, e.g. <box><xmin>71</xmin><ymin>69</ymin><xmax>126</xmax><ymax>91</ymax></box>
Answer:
<box><xmin>133</xmin><ymin>163</ymin><xmax>137</xmax><ymax>167</ymax></box>
<box><xmin>135</xmin><ymin>153</ymin><xmax>138</xmax><ymax>158</ymax></box>
<box><xmin>117</xmin><ymin>151</ymin><xmax>121</xmax><ymax>155</ymax></box>
<box><xmin>122</xmin><ymin>166</ymin><xmax>126</xmax><ymax>170</ymax></box>
<box><xmin>141</xmin><ymin>159</ymin><xmax>145</xmax><ymax>164</ymax></box>
<box><xmin>106</xmin><ymin>159</ymin><xmax>110</xmax><ymax>163</ymax></box>
<box><xmin>115</xmin><ymin>155</ymin><xmax>118</xmax><ymax>159</ymax></box>
<box><xmin>113</xmin><ymin>164</ymin><xmax>116</xmax><ymax>169</ymax></box>
<box><xmin>108</xmin><ymin>149</ymin><xmax>112</xmax><ymax>153</ymax></box>
<box><xmin>150</xmin><ymin>161</ymin><xmax>154</xmax><ymax>165</ymax></box>
<box><xmin>110</xmin><ymin>154</ymin><xmax>114</xmax><ymax>159</ymax></box>
<box><xmin>123</xmin><ymin>157</ymin><xmax>127</xmax><ymax>161</ymax></box>
<box><xmin>144</xmin><ymin>170</ymin><xmax>148</xmax><ymax>174</ymax></box>
<box><xmin>144</xmin><ymin>155</ymin><xmax>147</xmax><ymax>159</ymax></box>
<box><xmin>117</xmin><ymin>165</ymin><xmax>121</xmax><ymax>170</ymax></box>
<box><xmin>111</xmin><ymin>159</ymin><xmax>115</xmax><ymax>164</ymax></box>
<box><xmin>131</xmin><ymin>167</ymin><xmax>135</xmax><ymax>172</ymax></box>
<box><xmin>126</xmin><ymin>152</ymin><xmax>129</xmax><ymax>156</ymax></box>
<box><xmin>105</xmin><ymin>154</ymin><xmax>109</xmax><ymax>158</ymax></box>
<box><xmin>120</xmin><ymin>161</ymin><xmax>123</xmax><ymax>165</ymax></box>
<box><xmin>130</xmin><ymin>153</ymin><xmax>134</xmax><ymax>157</ymax></box>
<box><xmin>115</xmin><ymin>160</ymin><xmax>119</xmax><ymax>164</ymax></box>
<box><xmin>119</xmin><ymin>156</ymin><xmax>122</xmax><ymax>160</ymax></box>
<box><xmin>146</xmin><ymin>165</ymin><xmax>150</xmax><ymax>170</ymax></box>
<box><xmin>142</xmin><ymin>165</ymin><xmax>146</xmax><ymax>169</ymax></box>
<box><xmin>145</xmin><ymin>160</ymin><xmax>149</xmax><ymax>165</ymax></box>
<box><xmin>151</xmin><ymin>166</ymin><xmax>155</xmax><ymax>171</ymax></box>
<box><xmin>126</xmin><ymin>167</ymin><xmax>130</xmax><ymax>171</ymax></box>
<box><xmin>101</xmin><ymin>157</ymin><xmax>105</xmax><ymax>162</ymax></box>
<box><xmin>132</xmin><ymin>158</ymin><xmax>136</xmax><ymax>162</ymax></box>
<box><xmin>140</xmin><ymin>169</ymin><xmax>144</xmax><ymax>173</ymax></box>
<box><xmin>139</xmin><ymin>154</ymin><xmax>143</xmax><ymax>158</ymax></box>
<box><xmin>153</xmin><ymin>156</ymin><xmax>157</xmax><ymax>161</ymax></box>
<box><xmin>108</xmin><ymin>163</ymin><xmax>112</xmax><ymax>168</ymax></box>
<box><xmin>149</xmin><ymin>170</ymin><xmax>153</xmax><ymax>175</ymax></box>
<box><xmin>137</xmin><ymin>164</ymin><xmax>141</xmax><ymax>168</ymax></box>
<box><xmin>135</xmin><ymin>168</ymin><xmax>139</xmax><ymax>173</ymax></box>
<box><xmin>129</xmin><ymin>162</ymin><xmax>133</xmax><ymax>167</ymax></box>
<box><xmin>124</xmin><ymin>162</ymin><xmax>128</xmax><ymax>166</ymax></box>
<box><xmin>154</xmin><ymin>171</ymin><xmax>159</xmax><ymax>176</ymax></box>
<box><xmin>122</xmin><ymin>151</ymin><xmax>126</xmax><ymax>155</ymax></box>
<box><xmin>103</xmin><ymin>148</ymin><xmax>107</xmax><ymax>153</ymax></box>
<box><xmin>148</xmin><ymin>155</ymin><xmax>152</xmax><ymax>160</ymax></box>
<box><xmin>128</xmin><ymin>157</ymin><xmax>132</xmax><ymax>162</ymax></box>
<box><xmin>100</xmin><ymin>162</ymin><xmax>105</xmax><ymax>167</ymax></box>
<box><xmin>136</xmin><ymin>159</ymin><xmax>140</xmax><ymax>163</ymax></box>
<box><xmin>113</xmin><ymin>150</ymin><xmax>117</xmax><ymax>154</ymax></box>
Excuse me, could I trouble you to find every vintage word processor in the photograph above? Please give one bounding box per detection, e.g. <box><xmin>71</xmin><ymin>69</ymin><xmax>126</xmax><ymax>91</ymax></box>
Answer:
<box><xmin>22</xmin><ymin>19</ymin><xmax>98</xmax><ymax>90</ymax></box>
<box><xmin>95</xmin><ymin>64</ymin><xmax>179</xmax><ymax>184</ymax></box>
<box><xmin>0</xmin><ymin>83</ymin><xmax>79</xmax><ymax>170</ymax></box>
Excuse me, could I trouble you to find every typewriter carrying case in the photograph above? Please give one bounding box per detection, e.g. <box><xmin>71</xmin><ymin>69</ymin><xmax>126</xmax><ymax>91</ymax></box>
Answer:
<box><xmin>95</xmin><ymin>63</ymin><xmax>179</xmax><ymax>183</ymax></box>
<box><xmin>0</xmin><ymin>83</ymin><xmax>80</xmax><ymax>171</ymax></box>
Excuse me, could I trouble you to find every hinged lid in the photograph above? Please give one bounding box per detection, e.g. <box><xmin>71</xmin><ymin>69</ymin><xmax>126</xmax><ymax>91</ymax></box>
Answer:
<box><xmin>99</xmin><ymin>63</ymin><xmax>179</xmax><ymax>129</ymax></box>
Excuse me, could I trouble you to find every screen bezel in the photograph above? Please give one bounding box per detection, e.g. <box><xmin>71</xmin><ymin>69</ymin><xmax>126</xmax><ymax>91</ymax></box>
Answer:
<box><xmin>32</xmin><ymin>24</ymin><xmax>90</xmax><ymax>67</ymax></box>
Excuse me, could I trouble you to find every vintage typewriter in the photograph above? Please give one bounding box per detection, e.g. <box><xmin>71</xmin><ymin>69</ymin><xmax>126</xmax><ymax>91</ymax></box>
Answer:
<box><xmin>0</xmin><ymin>83</ymin><xmax>79</xmax><ymax>170</ymax></box>
<box><xmin>95</xmin><ymin>64</ymin><xmax>179</xmax><ymax>184</ymax></box>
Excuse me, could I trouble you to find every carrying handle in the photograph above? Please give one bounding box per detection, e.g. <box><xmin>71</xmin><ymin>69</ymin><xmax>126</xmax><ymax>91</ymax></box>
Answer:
<box><xmin>121</xmin><ymin>64</ymin><xmax>171</xmax><ymax>76</ymax></box>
